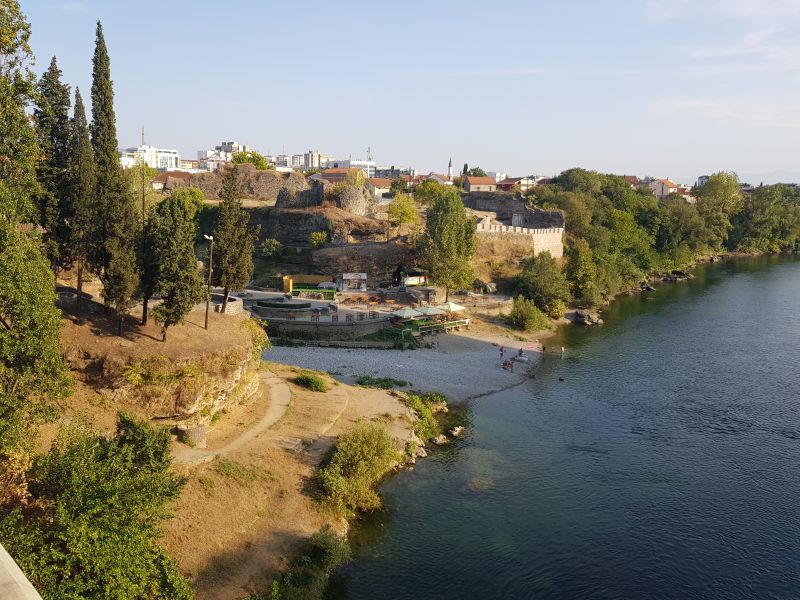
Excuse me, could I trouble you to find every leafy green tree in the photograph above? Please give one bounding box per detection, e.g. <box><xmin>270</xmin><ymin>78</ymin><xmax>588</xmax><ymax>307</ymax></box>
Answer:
<box><xmin>566</xmin><ymin>238</ymin><xmax>601</xmax><ymax>307</ymax></box>
<box><xmin>653</xmin><ymin>197</ymin><xmax>709</xmax><ymax>266</ymax></box>
<box><xmin>167</xmin><ymin>187</ymin><xmax>205</xmax><ymax>219</ymax></box>
<box><xmin>417</xmin><ymin>187</ymin><xmax>476</xmax><ymax>300</ymax></box>
<box><xmin>231</xmin><ymin>150</ymin><xmax>273</xmax><ymax>170</ymax></box>
<box><xmin>508</xmin><ymin>295</ymin><xmax>551</xmax><ymax>332</ymax></box>
<box><xmin>516</xmin><ymin>251</ymin><xmax>570</xmax><ymax>318</ymax></box>
<box><xmin>728</xmin><ymin>184</ymin><xmax>800</xmax><ymax>253</ymax></box>
<box><xmin>127</xmin><ymin>161</ymin><xmax>160</xmax><ymax>226</ymax></box>
<box><xmin>387</xmin><ymin>192</ymin><xmax>419</xmax><ymax>236</ymax></box>
<box><xmin>33</xmin><ymin>56</ymin><xmax>72</xmax><ymax>272</ymax></box>
<box><xmin>149</xmin><ymin>198</ymin><xmax>205</xmax><ymax>341</ymax></box>
<box><xmin>64</xmin><ymin>88</ymin><xmax>96</xmax><ymax>313</ymax></box>
<box><xmin>467</xmin><ymin>166</ymin><xmax>487</xmax><ymax>177</ymax></box>
<box><xmin>212</xmin><ymin>166</ymin><xmax>257</xmax><ymax>313</ymax></box>
<box><xmin>412</xmin><ymin>178</ymin><xmax>448</xmax><ymax>206</ymax></box>
<box><xmin>0</xmin><ymin>0</ymin><xmax>39</xmax><ymax>222</ymax></box>
<box><xmin>259</xmin><ymin>237</ymin><xmax>283</xmax><ymax>257</ymax></box>
<box><xmin>695</xmin><ymin>171</ymin><xmax>743</xmax><ymax>250</ymax></box>
<box><xmin>0</xmin><ymin>220</ymin><xmax>72</xmax><ymax>453</ymax></box>
<box><xmin>90</xmin><ymin>21</ymin><xmax>140</xmax><ymax>332</ymax></box>
<box><xmin>389</xmin><ymin>177</ymin><xmax>407</xmax><ymax>195</ymax></box>
<box><xmin>0</xmin><ymin>414</ymin><xmax>192</xmax><ymax>599</ymax></box>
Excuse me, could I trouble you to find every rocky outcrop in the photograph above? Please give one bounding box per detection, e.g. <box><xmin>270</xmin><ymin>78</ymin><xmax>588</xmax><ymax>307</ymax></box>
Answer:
<box><xmin>251</xmin><ymin>206</ymin><xmax>386</xmax><ymax>247</ymax></box>
<box><xmin>575</xmin><ymin>309</ymin><xmax>603</xmax><ymax>326</ymax></box>
<box><xmin>311</xmin><ymin>242</ymin><xmax>414</xmax><ymax>284</ymax></box>
<box><xmin>173</xmin><ymin>164</ymin><xmax>310</xmax><ymax>202</ymax></box>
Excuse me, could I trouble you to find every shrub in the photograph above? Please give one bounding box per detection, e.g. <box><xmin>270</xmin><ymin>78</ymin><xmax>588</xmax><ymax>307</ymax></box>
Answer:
<box><xmin>269</xmin><ymin>528</ymin><xmax>351</xmax><ymax>600</ymax></box>
<box><xmin>318</xmin><ymin>421</ymin><xmax>399</xmax><ymax>516</ymax></box>
<box><xmin>403</xmin><ymin>394</ymin><xmax>440</xmax><ymax>440</ymax></box>
<box><xmin>259</xmin><ymin>237</ymin><xmax>283</xmax><ymax>257</ymax></box>
<box><xmin>356</xmin><ymin>375</ymin><xmax>408</xmax><ymax>389</ymax></box>
<box><xmin>508</xmin><ymin>295</ymin><xmax>551</xmax><ymax>332</ymax></box>
<box><xmin>294</xmin><ymin>373</ymin><xmax>327</xmax><ymax>392</ymax></box>
<box><xmin>310</xmin><ymin>231</ymin><xmax>328</xmax><ymax>248</ymax></box>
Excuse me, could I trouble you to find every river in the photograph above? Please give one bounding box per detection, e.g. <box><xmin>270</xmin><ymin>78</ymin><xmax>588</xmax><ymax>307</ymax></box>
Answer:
<box><xmin>332</xmin><ymin>256</ymin><xmax>800</xmax><ymax>600</ymax></box>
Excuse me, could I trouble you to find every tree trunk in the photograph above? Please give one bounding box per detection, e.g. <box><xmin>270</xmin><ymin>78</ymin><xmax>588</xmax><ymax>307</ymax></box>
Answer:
<box><xmin>445</xmin><ymin>287</ymin><xmax>450</xmax><ymax>301</ymax></box>
<box><xmin>221</xmin><ymin>286</ymin><xmax>229</xmax><ymax>314</ymax></box>
<box><xmin>76</xmin><ymin>261</ymin><xmax>83</xmax><ymax>313</ymax></box>
<box><xmin>162</xmin><ymin>327</ymin><xmax>167</xmax><ymax>342</ymax></box>
<box><xmin>117</xmin><ymin>313</ymin><xmax>123</xmax><ymax>336</ymax></box>
<box><xmin>142</xmin><ymin>295</ymin><xmax>149</xmax><ymax>325</ymax></box>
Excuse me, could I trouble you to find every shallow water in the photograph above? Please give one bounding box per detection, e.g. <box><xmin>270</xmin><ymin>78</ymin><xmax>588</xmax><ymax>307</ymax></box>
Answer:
<box><xmin>333</xmin><ymin>256</ymin><xmax>800</xmax><ymax>600</ymax></box>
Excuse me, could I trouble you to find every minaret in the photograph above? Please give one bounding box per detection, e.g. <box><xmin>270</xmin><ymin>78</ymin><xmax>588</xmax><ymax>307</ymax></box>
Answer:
<box><xmin>448</xmin><ymin>157</ymin><xmax>453</xmax><ymax>179</ymax></box>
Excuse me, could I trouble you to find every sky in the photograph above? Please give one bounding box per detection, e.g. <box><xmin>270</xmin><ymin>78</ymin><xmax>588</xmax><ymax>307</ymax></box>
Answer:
<box><xmin>20</xmin><ymin>0</ymin><xmax>800</xmax><ymax>184</ymax></box>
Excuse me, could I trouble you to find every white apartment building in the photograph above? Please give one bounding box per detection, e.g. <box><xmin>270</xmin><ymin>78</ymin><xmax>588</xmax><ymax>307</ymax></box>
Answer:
<box><xmin>119</xmin><ymin>144</ymin><xmax>180</xmax><ymax>171</ymax></box>
<box><xmin>486</xmin><ymin>171</ymin><xmax>508</xmax><ymax>183</ymax></box>
<box><xmin>329</xmin><ymin>158</ymin><xmax>376</xmax><ymax>177</ymax></box>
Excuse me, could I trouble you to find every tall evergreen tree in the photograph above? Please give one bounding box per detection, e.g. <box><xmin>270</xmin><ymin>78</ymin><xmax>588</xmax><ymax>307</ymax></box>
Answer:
<box><xmin>33</xmin><ymin>56</ymin><xmax>71</xmax><ymax>272</ymax></box>
<box><xmin>65</xmin><ymin>87</ymin><xmax>96</xmax><ymax>312</ymax></box>
<box><xmin>212</xmin><ymin>166</ymin><xmax>257</xmax><ymax>313</ymax></box>
<box><xmin>149</xmin><ymin>198</ymin><xmax>204</xmax><ymax>341</ymax></box>
<box><xmin>417</xmin><ymin>187</ymin><xmax>476</xmax><ymax>300</ymax></box>
<box><xmin>90</xmin><ymin>20</ymin><xmax>139</xmax><ymax>333</ymax></box>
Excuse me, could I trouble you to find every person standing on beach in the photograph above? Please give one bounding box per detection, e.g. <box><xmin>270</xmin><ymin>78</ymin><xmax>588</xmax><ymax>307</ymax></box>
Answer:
<box><xmin>500</xmin><ymin>346</ymin><xmax>504</xmax><ymax>359</ymax></box>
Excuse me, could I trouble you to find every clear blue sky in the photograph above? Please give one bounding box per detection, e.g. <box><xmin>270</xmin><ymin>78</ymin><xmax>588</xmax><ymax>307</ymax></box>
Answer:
<box><xmin>21</xmin><ymin>0</ymin><xmax>800</xmax><ymax>184</ymax></box>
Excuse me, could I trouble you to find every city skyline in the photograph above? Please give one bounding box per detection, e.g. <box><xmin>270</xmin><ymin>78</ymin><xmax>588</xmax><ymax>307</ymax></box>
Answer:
<box><xmin>21</xmin><ymin>0</ymin><xmax>800</xmax><ymax>184</ymax></box>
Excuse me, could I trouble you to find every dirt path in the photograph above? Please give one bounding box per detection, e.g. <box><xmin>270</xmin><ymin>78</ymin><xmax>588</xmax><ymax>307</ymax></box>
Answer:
<box><xmin>172</xmin><ymin>369</ymin><xmax>292</xmax><ymax>465</ymax></box>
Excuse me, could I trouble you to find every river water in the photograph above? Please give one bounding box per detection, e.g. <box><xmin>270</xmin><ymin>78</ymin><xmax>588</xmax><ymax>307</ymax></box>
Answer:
<box><xmin>333</xmin><ymin>256</ymin><xmax>800</xmax><ymax>600</ymax></box>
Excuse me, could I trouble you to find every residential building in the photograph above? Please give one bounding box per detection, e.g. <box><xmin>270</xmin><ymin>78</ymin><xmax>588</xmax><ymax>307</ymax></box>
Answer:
<box><xmin>304</xmin><ymin>149</ymin><xmax>324</xmax><ymax>169</ymax></box>
<box><xmin>366</xmin><ymin>177</ymin><xmax>393</xmax><ymax>200</ymax></box>
<box><xmin>375</xmin><ymin>166</ymin><xmax>416</xmax><ymax>179</ymax></box>
<box><xmin>329</xmin><ymin>158</ymin><xmax>376</xmax><ymax>178</ymax></box>
<box><xmin>496</xmin><ymin>177</ymin><xmax>536</xmax><ymax>192</ymax></box>
<box><xmin>316</xmin><ymin>167</ymin><xmax>360</xmax><ymax>184</ymax></box>
<box><xmin>426</xmin><ymin>172</ymin><xmax>453</xmax><ymax>185</ymax></box>
<box><xmin>676</xmin><ymin>186</ymin><xmax>695</xmax><ymax>203</ymax></box>
<box><xmin>151</xmin><ymin>170</ymin><xmax>192</xmax><ymax>191</ymax></box>
<box><xmin>486</xmin><ymin>171</ymin><xmax>507</xmax><ymax>183</ymax></box>
<box><xmin>648</xmin><ymin>178</ymin><xmax>678</xmax><ymax>199</ymax></box>
<box><xmin>464</xmin><ymin>176</ymin><xmax>497</xmax><ymax>193</ymax></box>
<box><xmin>291</xmin><ymin>154</ymin><xmax>305</xmax><ymax>169</ymax></box>
<box><xmin>216</xmin><ymin>141</ymin><xmax>251</xmax><ymax>154</ymax></box>
<box><xmin>179</xmin><ymin>158</ymin><xmax>199</xmax><ymax>171</ymax></box>
<box><xmin>623</xmin><ymin>175</ymin><xmax>639</xmax><ymax>188</ymax></box>
<box><xmin>696</xmin><ymin>175</ymin><xmax>710</xmax><ymax>187</ymax></box>
<box><xmin>119</xmin><ymin>144</ymin><xmax>181</xmax><ymax>171</ymax></box>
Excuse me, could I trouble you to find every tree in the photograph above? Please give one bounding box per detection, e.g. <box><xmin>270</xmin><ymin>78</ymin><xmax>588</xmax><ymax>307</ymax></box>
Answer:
<box><xmin>64</xmin><ymin>87</ymin><xmax>96</xmax><ymax>313</ymax></box>
<box><xmin>127</xmin><ymin>161</ymin><xmax>160</xmax><ymax>226</ymax></box>
<box><xmin>467</xmin><ymin>166</ymin><xmax>487</xmax><ymax>177</ymax></box>
<box><xmin>259</xmin><ymin>238</ymin><xmax>283</xmax><ymax>257</ymax></box>
<box><xmin>212</xmin><ymin>166</ymin><xmax>256</xmax><ymax>313</ymax></box>
<box><xmin>413</xmin><ymin>178</ymin><xmax>448</xmax><ymax>206</ymax></box>
<box><xmin>90</xmin><ymin>21</ymin><xmax>140</xmax><ymax>333</ymax></box>
<box><xmin>149</xmin><ymin>198</ymin><xmax>204</xmax><ymax>341</ymax></box>
<box><xmin>516</xmin><ymin>251</ymin><xmax>570</xmax><ymax>318</ymax></box>
<box><xmin>0</xmin><ymin>220</ymin><xmax>72</xmax><ymax>453</ymax></box>
<box><xmin>167</xmin><ymin>187</ymin><xmax>205</xmax><ymax>219</ymax></box>
<box><xmin>344</xmin><ymin>168</ymin><xmax>366</xmax><ymax>187</ymax></box>
<box><xmin>387</xmin><ymin>192</ymin><xmax>419</xmax><ymax>237</ymax></box>
<box><xmin>33</xmin><ymin>56</ymin><xmax>71</xmax><ymax>272</ymax></box>
<box><xmin>0</xmin><ymin>0</ymin><xmax>39</xmax><ymax>222</ymax></box>
<box><xmin>417</xmin><ymin>188</ymin><xmax>476</xmax><ymax>300</ymax></box>
<box><xmin>695</xmin><ymin>171</ymin><xmax>743</xmax><ymax>250</ymax></box>
<box><xmin>508</xmin><ymin>296</ymin><xmax>551</xmax><ymax>332</ymax></box>
<box><xmin>0</xmin><ymin>414</ymin><xmax>192</xmax><ymax>599</ymax></box>
<box><xmin>566</xmin><ymin>238</ymin><xmax>601</xmax><ymax>307</ymax></box>
<box><xmin>231</xmin><ymin>150</ymin><xmax>273</xmax><ymax>170</ymax></box>
<box><xmin>389</xmin><ymin>177</ymin><xmax>407</xmax><ymax>195</ymax></box>
<box><xmin>310</xmin><ymin>230</ymin><xmax>328</xmax><ymax>248</ymax></box>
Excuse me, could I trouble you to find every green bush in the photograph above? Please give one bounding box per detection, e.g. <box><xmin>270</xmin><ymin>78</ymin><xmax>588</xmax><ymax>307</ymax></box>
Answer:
<box><xmin>356</xmin><ymin>375</ymin><xmax>408</xmax><ymax>389</ymax></box>
<box><xmin>508</xmin><ymin>295</ymin><xmax>552</xmax><ymax>332</ymax></box>
<box><xmin>294</xmin><ymin>373</ymin><xmax>327</xmax><ymax>392</ymax></box>
<box><xmin>318</xmin><ymin>421</ymin><xmax>399</xmax><ymax>516</ymax></box>
<box><xmin>268</xmin><ymin>528</ymin><xmax>351</xmax><ymax>600</ymax></box>
<box><xmin>403</xmin><ymin>393</ymin><xmax>441</xmax><ymax>440</ymax></box>
<box><xmin>310</xmin><ymin>231</ymin><xmax>328</xmax><ymax>248</ymax></box>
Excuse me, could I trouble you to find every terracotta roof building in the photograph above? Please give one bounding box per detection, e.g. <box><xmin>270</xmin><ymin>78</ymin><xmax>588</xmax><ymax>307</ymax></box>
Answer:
<box><xmin>464</xmin><ymin>176</ymin><xmax>497</xmax><ymax>193</ymax></box>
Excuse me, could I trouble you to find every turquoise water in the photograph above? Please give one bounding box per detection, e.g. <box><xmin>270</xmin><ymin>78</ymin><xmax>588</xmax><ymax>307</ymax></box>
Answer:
<box><xmin>333</xmin><ymin>256</ymin><xmax>800</xmax><ymax>600</ymax></box>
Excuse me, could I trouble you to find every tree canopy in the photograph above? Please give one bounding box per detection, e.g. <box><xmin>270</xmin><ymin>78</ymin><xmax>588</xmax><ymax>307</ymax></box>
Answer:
<box><xmin>231</xmin><ymin>150</ymin><xmax>273</xmax><ymax>170</ymax></box>
<box><xmin>387</xmin><ymin>192</ymin><xmax>419</xmax><ymax>236</ymax></box>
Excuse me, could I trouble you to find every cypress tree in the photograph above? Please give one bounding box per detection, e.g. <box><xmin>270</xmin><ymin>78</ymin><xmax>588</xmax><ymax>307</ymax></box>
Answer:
<box><xmin>33</xmin><ymin>56</ymin><xmax>72</xmax><ymax>272</ymax></box>
<box><xmin>212</xmin><ymin>166</ymin><xmax>257</xmax><ymax>313</ymax></box>
<box><xmin>90</xmin><ymin>20</ymin><xmax>139</xmax><ymax>333</ymax></box>
<box><xmin>150</xmin><ymin>198</ymin><xmax>204</xmax><ymax>341</ymax></box>
<box><xmin>65</xmin><ymin>87</ymin><xmax>96</xmax><ymax>312</ymax></box>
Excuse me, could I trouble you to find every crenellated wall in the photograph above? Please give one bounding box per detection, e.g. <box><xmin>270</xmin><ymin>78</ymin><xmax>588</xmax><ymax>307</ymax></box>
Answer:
<box><xmin>476</xmin><ymin>218</ymin><xmax>564</xmax><ymax>258</ymax></box>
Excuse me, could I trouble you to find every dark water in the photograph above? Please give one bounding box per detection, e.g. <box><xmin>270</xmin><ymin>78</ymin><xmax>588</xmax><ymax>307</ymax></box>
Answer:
<box><xmin>334</xmin><ymin>256</ymin><xmax>800</xmax><ymax>600</ymax></box>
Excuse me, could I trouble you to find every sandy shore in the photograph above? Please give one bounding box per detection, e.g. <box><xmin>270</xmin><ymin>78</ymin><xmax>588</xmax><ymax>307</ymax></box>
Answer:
<box><xmin>266</xmin><ymin>329</ymin><xmax>548</xmax><ymax>402</ymax></box>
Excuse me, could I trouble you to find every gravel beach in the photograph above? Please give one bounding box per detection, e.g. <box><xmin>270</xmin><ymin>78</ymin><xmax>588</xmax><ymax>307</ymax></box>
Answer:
<box><xmin>264</xmin><ymin>332</ymin><xmax>542</xmax><ymax>401</ymax></box>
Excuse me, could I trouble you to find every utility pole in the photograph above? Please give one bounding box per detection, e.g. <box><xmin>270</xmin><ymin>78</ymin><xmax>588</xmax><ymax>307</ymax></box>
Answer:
<box><xmin>204</xmin><ymin>235</ymin><xmax>214</xmax><ymax>330</ymax></box>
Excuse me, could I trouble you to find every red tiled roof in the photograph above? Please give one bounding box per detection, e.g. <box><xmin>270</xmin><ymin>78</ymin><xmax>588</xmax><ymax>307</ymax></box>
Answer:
<box><xmin>498</xmin><ymin>177</ymin><xmax>522</xmax><ymax>185</ymax></box>
<box><xmin>623</xmin><ymin>175</ymin><xmax>639</xmax><ymax>186</ymax></box>
<box><xmin>322</xmin><ymin>168</ymin><xmax>355</xmax><ymax>174</ymax></box>
<box><xmin>367</xmin><ymin>178</ymin><xmax>393</xmax><ymax>188</ymax></box>
<box><xmin>153</xmin><ymin>171</ymin><xmax>192</xmax><ymax>183</ymax></box>
<box><xmin>427</xmin><ymin>173</ymin><xmax>451</xmax><ymax>181</ymax></box>
<box><xmin>465</xmin><ymin>176</ymin><xmax>496</xmax><ymax>186</ymax></box>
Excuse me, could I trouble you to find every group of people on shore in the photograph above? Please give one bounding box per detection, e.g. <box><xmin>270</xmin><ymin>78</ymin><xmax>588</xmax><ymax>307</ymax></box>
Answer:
<box><xmin>499</xmin><ymin>344</ymin><xmax>565</xmax><ymax>372</ymax></box>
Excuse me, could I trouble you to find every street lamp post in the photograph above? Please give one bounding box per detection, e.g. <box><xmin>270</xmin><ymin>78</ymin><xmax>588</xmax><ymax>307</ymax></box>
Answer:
<box><xmin>204</xmin><ymin>235</ymin><xmax>214</xmax><ymax>330</ymax></box>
